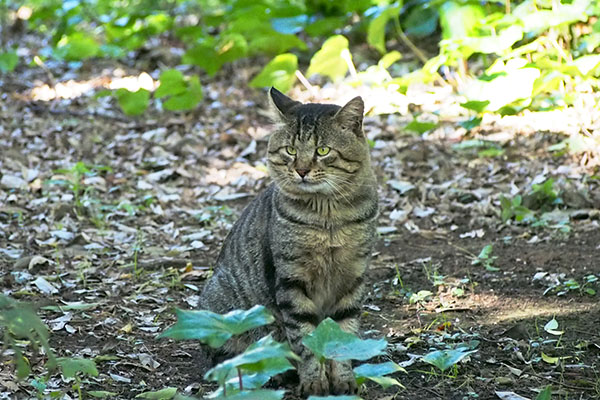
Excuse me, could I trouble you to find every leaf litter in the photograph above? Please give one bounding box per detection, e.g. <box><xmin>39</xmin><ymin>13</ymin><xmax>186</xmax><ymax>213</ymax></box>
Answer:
<box><xmin>1</xmin><ymin>56</ymin><xmax>599</xmax><ymax>400</ymax></box>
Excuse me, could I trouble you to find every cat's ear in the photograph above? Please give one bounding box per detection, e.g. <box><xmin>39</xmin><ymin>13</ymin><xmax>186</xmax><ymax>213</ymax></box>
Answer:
<box><xmin>335</xmin><ymin>96</ymin><xmax>364</xmax><ymax>135</ymax></box>
<box><xmin>269</xmin><ymin>87</ymin><xmax>299</xmax><ymax>120</ymax></box>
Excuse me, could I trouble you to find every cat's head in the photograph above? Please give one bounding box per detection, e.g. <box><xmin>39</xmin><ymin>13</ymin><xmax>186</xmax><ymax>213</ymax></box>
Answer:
<box><xmin>266</xmin><ymin>87</ymin><xmax>371</xmax><ymax>199</ymax></box>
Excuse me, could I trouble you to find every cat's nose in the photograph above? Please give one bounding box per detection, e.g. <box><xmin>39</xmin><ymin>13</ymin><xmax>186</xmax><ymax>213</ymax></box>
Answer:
<box><xmin>295</xmin><ymin>168</ymin><xmax>309</xmax><ymax>178</ymax></box>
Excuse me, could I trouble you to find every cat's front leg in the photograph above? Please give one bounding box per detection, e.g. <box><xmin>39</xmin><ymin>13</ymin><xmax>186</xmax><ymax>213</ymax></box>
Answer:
<box><xmin>275</xmin><ymin>276</ymin><xmax>329</xmax><ymax>396</ymax></box>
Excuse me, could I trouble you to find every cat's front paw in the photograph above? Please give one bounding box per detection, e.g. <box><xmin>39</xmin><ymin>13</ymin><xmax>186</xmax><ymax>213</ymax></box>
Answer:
<box><xmin>329</xmin><ymin>361</ymin><xmax>359</xmax><ymax>395</ymax></box>
<box><xmin>298</xmin><ymin>360</ymin><xmax>329</xmax><ymax>396</ymax></box>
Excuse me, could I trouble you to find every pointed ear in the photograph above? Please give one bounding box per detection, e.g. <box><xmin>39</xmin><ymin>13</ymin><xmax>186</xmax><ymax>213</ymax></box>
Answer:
<box><xmin>335</xmin><ymin>96</ymin><xmax>364</xmax><ymax>134</ymax></box>
<box><xmin>269</xmin><ymin>87</ymin><xmax>299</xmax><ymax>119</ymax></box>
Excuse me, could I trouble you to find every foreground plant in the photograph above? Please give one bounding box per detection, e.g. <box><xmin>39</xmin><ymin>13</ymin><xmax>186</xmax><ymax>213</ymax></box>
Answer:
<box><xmin>160</xmin><ymin>307</ymin><xmax>405</xmax><ymax>398</ymax></box>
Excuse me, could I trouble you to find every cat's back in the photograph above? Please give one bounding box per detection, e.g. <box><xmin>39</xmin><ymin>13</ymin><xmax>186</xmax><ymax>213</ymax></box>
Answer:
<box><xmin>199</xmin><ymin>184</ymin><xmax>277</xmax><ymax>313</ymax></box>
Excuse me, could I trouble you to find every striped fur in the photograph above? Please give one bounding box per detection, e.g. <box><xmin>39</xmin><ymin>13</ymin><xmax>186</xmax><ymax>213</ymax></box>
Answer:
<box><xmin>199</xmin><ymin>88</ymin><xmax>378</xmax><ymax>395</ymax></box>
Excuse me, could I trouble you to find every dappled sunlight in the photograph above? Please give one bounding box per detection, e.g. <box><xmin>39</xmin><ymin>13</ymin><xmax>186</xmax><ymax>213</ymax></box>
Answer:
<box><xmin>29</xmin><ymin>71</ymin><xmax>156</xmax><ymax>101</ymax></box>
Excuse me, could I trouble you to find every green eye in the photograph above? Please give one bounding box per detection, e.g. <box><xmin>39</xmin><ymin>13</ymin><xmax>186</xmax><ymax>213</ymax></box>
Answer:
<box><xmin>316</xmin><ymin>146</ymin><xmax>330</xmax><ymax>156</ymax></box>
<box><xmin>286</xmin><ymin>146</ymin><xmax>297</xmax><ymax>155</ymax></box>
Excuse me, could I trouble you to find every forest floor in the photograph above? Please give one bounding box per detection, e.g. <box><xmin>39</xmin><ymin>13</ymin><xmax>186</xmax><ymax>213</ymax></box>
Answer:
<box><xmin>1</xmin><ymin>59</ymin><xmax>600</xmax><ymax>400</ymax></box>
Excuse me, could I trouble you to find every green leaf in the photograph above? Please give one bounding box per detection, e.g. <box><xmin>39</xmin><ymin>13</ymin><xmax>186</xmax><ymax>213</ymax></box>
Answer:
<box><xmin>305</xmin><ymin>16</ymin><xmax>347</xmax><ymax>37</ymax></box>
<box><xmin>404</xmin><ymin>119</ymin><xmax>437</xmax><ymax>135</ymax></box>
<box><xmin>307</xmin><ymin>35</ymin><xmax>350</xmax><ymax>82</ymax></box>
<box><xmin>368</xmin><ymin>5</ymin><xmax>400</xmax><ymax>54</ymax></box>
<box><xmin>250</xmin><ymin>53</ymin><xmax>298</xmax><ymax>93</ymax></box>
<box><xmin>302</xmin><ymin>318</ymin><xmax>387</xmax><ymax>362</ymax></box>
<box><xmin>204</xmin><ymin>335</ymin><xmax>299</xmax><ymax>384</ymax></box>
<box><xmin>544</xmin><ymin>317</ymin><xmax>564</xmax><ymax>336</ymax></box>
<box><xmin>115</xmin><ymin>88</ymin><xmax>150</xmax><ymax>116</ymax></box>
<box><xmin>162</xmin><ymin>76</ymin><xmax>203</xmax><ymax>111</ymax></box>
<box><xmin>155</xmin><ymin>69</ymin><xmax>187</xmax><ymax>99</ymax></box>
<box><xmin>57</xmin><ymin>357</ymin><xmax>98</xmax><ymax>378</ymax></box>
<box><xmin>439</xmin><ymin>1</ymin><xmax>485</xmax><ymax>40</ymax></box>
<box><xmin>535</xmin><ymin>385</ymin><xmax>552</xmax><ymax>400</ymax></box>
<box><xmin>88</xmin><ymin>391</ymin><xmax>119</xmax><ymax>398</ymax></box>
<box><xmin>460</xmin><ymin>100</ymin><xmax>489</xmax><ymax>113</ymax></box>
<box><xmin>159</xmin><ymin>305</ymin><xmax>275</xmax><ymax>348</ymax></box>
<box><xmin>422</xmin><ymin>348</ymin><xmax>477</xmax><ymax>372</ymax></box>
<box><xmin>404</xmin><ymin>5</ymin><xmax>438</xmax><ymax>38</ymax></box>
<box><xmin>55</xmin><ymin>32</ymin><xmax>100</xmax><ymax>61</ymax></box>
<box><xmin>354</xmin><ymin>361</ymin><xmax>405</xmax><ymax>389</ymax></box>
<box><xmin>135</xmin><ymin>387</ymin><xmax>178</xmax><ymax>399</ymax></box>
<box><xmin>16</xmin><ymin>353</ymin><xmax>30</xmax><ymax>379</ymax></box>
<box><xmin>0</xmin><ymin>50</ymin><xmax>18</xmax><ymax>73</ymax></box>
<box><xmin>459</xmin><ymin>117</ymin><xmax>482</xmax><ymax>131</ymax></box>
<box><xmin>223</xmin><ymin>390</ymin><xmax>286</xmax><ymax>400</ymax></box>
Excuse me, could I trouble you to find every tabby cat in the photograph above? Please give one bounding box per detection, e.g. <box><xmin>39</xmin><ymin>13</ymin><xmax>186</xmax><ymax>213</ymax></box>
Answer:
<box><xmin>198</xmin><ymin>88</ymin><xmax>378</xmax><ymax>396</ymax></box>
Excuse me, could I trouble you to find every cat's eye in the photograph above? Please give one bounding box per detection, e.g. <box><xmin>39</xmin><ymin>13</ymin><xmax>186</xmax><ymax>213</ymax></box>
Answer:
<box><xmin>316</xmin><ymin>146</ymin><xmax>330</xmax><ymax>156</ymax></box>
<box><xmin>286</xmin><ymin>146</ymin><xmax>297</xmax><ymax>155</ymax></box>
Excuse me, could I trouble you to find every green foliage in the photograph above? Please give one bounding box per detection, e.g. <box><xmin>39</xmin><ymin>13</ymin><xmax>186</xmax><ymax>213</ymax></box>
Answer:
<box><xmin>404</xmin><ymin>119</ymin><xmax>437</xmax><ymax>135</ymax></box>
<box><xmin>536</xmin><ymin>385</ymin><xmax>552</xmax><ymax>400</ymax></box>
<box><xmin>307</xmin><ymin>35</ymin><xmax>351</xmax><ymax>82</ymax></box>
<box><xmin>155</xmin><ymin>69</ymin><xmax>203</xmax><ymax>111</ymax></box>
<box><xmin>302</xmin><ymin>318</ymin><xmax>387</xmax><ymax>362</ymax></box>
<box><xmin>250</xmin><ymin>53</ymin><xmax>298</xmax><ymax>93</ymax></box>
<box><xmin>471</xmin><ymin>244</ymin><xmax>499</xmax><ymax>272</ymax></box>
<box><xmin>500</xmin><ymin>195</ymin><xmax>534</xmax><ymax>223</ymax></box>
<box><xmin>159</xmin><ymin>305</ymin><xmax>274</xmax><ymax>348</ymax></box>
<box><xmin>0</xmin><ymin>50</ymin><xmax>18</xmax><ymax>72</ymax></box>
<box><xmin>422</xmin><ymin>343</ymin><xmax>478</xmax><ymax>372</ymax></box>
<box><xmin>353</xmin><ymin>361</ymin><xmax>405</xmax><ymax>388</ymax></box>
<box><xmin>367</xmin><ymin>4</ymin><xmax>400</xmax><ymax>54</ymax></box>
<box><xmin>115</xmin><ymin>88</ymin><xmax>150</xmax><ymax>116</ymax></box>
<box><xmin>0</xmin><ymin>294</ymin><xmax>56</xmax><ymax>379</ymax></box>
<box><xmin>134</xmin><ymin>387</ymin><xmax>178</xmax><ymax>399</ymax></box>
<box><xmin>204</xmin><ymin>335</ymin><xmax>298</xmax><ymax>386</ymax></box>
<box><xmin>56</xmin><ymin>357</ymin><xmax>98</xmax><ymax>378</ymax></box>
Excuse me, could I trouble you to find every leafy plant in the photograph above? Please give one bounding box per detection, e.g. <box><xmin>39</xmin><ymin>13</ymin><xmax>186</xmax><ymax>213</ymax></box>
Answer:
<box><xmin>471</xmin><ymin>244</ymin><xmax>499</xmax><ymax>272</ymax></box>
<box><xmin>499</xmin><ymin>195</ymin><xmax>534</xmax><ymax>223</ymax></box>
<box><xmin>421</xmin><ymin>342</ymin><xmax>479</xmax><ymax>373</ymax></box>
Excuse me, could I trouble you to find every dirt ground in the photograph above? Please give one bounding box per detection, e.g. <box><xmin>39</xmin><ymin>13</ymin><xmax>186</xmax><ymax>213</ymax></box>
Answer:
<box><xmin>1</xmin><ymin>64</ymin><xmax>599</xmax><ymax>400</ymax></box>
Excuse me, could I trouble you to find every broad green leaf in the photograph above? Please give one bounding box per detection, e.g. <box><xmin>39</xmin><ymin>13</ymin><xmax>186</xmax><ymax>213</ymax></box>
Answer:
<box><xmin>0</xmin><ymin>51</ymin><xmax>18</xmax><ymax>73</ymax></box>
<box><xmin>421</xmin><ymin>348</ymin><xmax>477</xmax><ymax>372</ymax></box>
<box><xmin>88</xmin><ymin>391</ymin><xmax>119</xmax><ymax>398</ymax></box>
<box><xmin>155</xmin><ymin>69</ymin><xmax>187</xmax><ymax>99</ymax></box>
<box><xmin>55</xmin><ymin>32</ymin><xmax>100</xmax><ymax>61</ymax></box>
<box><xmin>250</xmin><ymin>53</ymin><xmax>298</xmax><ymax>93</ymax></box>
<box><xmin>541</xmin><ymin>352</ymin><xmax>559</xmax><ymax>364</ymax></box>
<box><xmin>305</xmin><ymin>16</ymin><xmax>347</xmax><ymax>37</ymax></box>
<box><xmin>379</xmin><ymin>51</ymin><xmax>402</xmax><ymax>69</ymax></box>
<box><xmin>57</xmin><ymin>357</ymin><xmax>98</xmax><ymax>378</ymax></box>
<box><xmin>135</xmin><ymin>387</ymin><xmax>178</xmax><ymax>399</ymax></box>
<box><xmin>183</xmin><ymin>43</ymin><xmax>222</xmax><ymax>75</ymax></box>
<box><xmin>535</xmin><ymin>386</ymin><xmax>552</xmax><ymax>400</ymax></box>
<box><xmin>404</xmin><ymin>119</ymin><xmax>437</xmax><ymax>135</ymax></box>
<box><xmin>159</xmin><ymin>305</ymin><xmax>274</xmax><ymax>348</ymax></box>
<box><xmin>302</xmin><ymin>318</ymin><xmax>387</xmax><ymax>362</ymax></box>
<box><xmin>354</xmin><ymin>361</ymin><xmax>405</xmax><ymax>388</ymax></box>
<box><xmin>163</xmin><ymin>76</ymin><xmax>203</xmax><ymax>111</ymax></box>
<box><xmin>439</xmin><ymin>1</ymin><xmax>484</xmax><ymax>40</ymax></box>
<box><xmin>404</xmin><ymin>5</ymin><xmax>438</xmax><ymax>38</ymax></box>
<box><xmin>249</xmin><ymin>31</ymin><xmax>306</xmax><ymax>55</ymax></box>
<box><xmin>204</xmin><ymin>335</ymin><xmax>298</xmax><ymax>384</ymax></box>
<box><xmin>115</xmin><ymin>88</ymin><xmax>150</xmax><ymax>116</ymax></box>
<box><xmin>16</xmin><ymin>353</ymin><xmax>30</xmax><ymax>379</ymax></box>
<box><xmin>452</xmin><ymin>25</ymin><xmax>523</xmax><ymax>58</ymax></box>
<box><xmin>367</xmin><ymin>5</ymin><xmax>400</xmax><ymax>54</ymax></box>
<box><xmin>477</xmin><ymin>244</ymin><xmax>493</xmax><ymax>260</ymax></box>
<box><xmin>459</xmin><ymin>117</ymin><xmax>482</xmax><ymax>131</ymax></box>
<box><xmin>543</xmin><ymin>317</ymin><xmax>563</xmax><ymax>335</ymax></box>
<box><xmin>460</xmin><ymin>100</ymin><xmax>489</xmax><ymax>113</ymax></box>
<box><xmin>307</xmin><ymin>35</ymin><xmax>350</xmax><ymax>82</ymax></box>
<box><xmin>223</xmin><ymin>390</ymin><xmax>286</xmax><ymax>400</ymax></box>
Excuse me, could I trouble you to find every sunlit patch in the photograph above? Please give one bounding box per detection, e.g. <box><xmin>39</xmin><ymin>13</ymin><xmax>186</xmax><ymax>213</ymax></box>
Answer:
<box><xmin>204</xmin><ymin>162</ymin><xmax>267</xmax><ymax>186</ymax></box>
<box><xmin>17</xmin><ymin>6</ymin><xmax>32</xmax><ymax>20</ymax></box>
<box><xmin>29</xmin><ymin>72</ymin><xmax>156</xmax><ymax>101</ymax></box>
